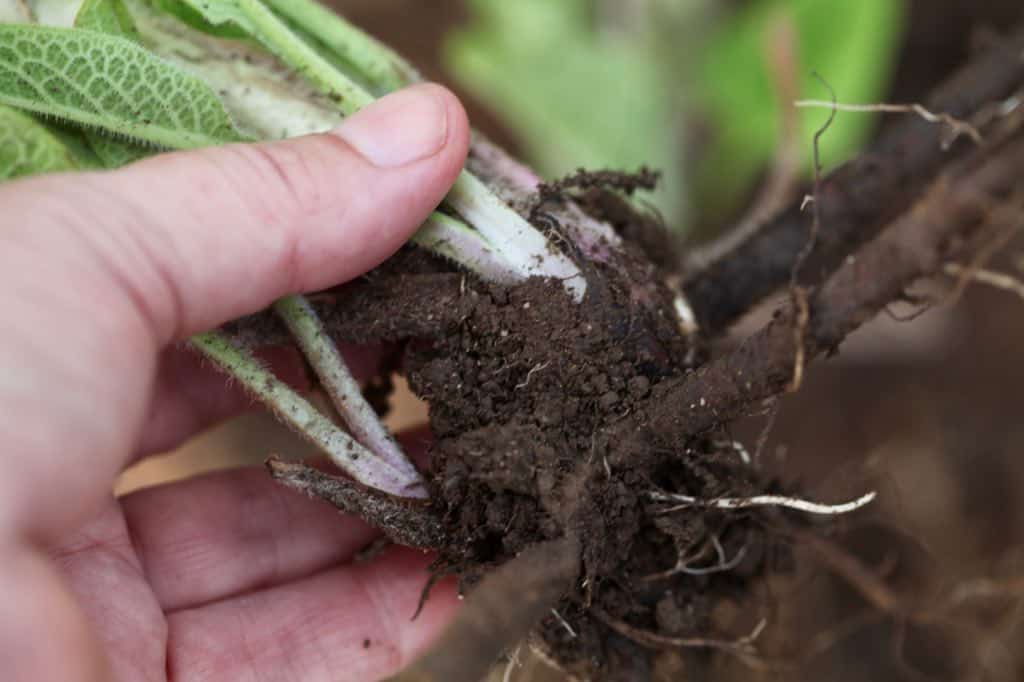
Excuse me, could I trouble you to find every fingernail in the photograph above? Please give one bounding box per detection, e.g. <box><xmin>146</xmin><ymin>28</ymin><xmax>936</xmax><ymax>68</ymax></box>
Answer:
<box><xmin>332</xmin><ymin>85</ymin><xmax>450</xmax><ymax>168</ymax></box>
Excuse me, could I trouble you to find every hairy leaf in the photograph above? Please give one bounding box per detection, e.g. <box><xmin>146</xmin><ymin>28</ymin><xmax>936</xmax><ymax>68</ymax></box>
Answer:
<box><xmin>0</xmin><ymin>103</ymin><xmax>79</xmax><ymax>178</ymax></box>
<box><xmin>150</xmin><ymin>0</ymin><xmax>250</xmax><ymax>39</ymax></box>
<box><xmin>0</xmin><ymin>23</ymin><xmax>247</xmax><ymax>149</ymax></box>
<box><xmin>126</xmin><ymin>0</ymin><xmax>344</xmax><ymax>139</ymax></box>
<box><xmin>75</xmin><ymin>0</ymin><xmax>139</xmax><ymax>39</ymax></box>
<box><xmin>172</xmin><ymin>0</ymin><xmax>254</xmax><ymax>32</ymax></box>
<box><xmin>83</xmin><ymin>128</ymin><xmax>151</xmax><ymax>166</ymax></box>
<box><xmin>174</xmin><ymin>0</ymin><xmax>374</xmax><ymax>113</ymax></box>
<box><xmin>46</xmin><ymin>121</ymin><xmax>105</xmax><ymax>168</ymax></box>
<box><xmin>73</xmin><ymin>0</ymin><xmax>156</xmax><ymax>166</ymax></box>
<box><xmin>72</xmin><ymin>0</ymin><xmax>153</xmax><ymax>167</ymax></box>
<box><xmin>445</xmin><ymin>0</ymin><xmax>689</xmax><ymax>223</ymax></box>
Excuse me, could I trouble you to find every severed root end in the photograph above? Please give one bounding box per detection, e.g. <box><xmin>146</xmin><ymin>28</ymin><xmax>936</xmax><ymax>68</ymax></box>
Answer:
<box><xmin>266</xmin><ymin>457</ymin><xmax>445</xmax><ymax>549</ymax></box>
<box><xmin>388</xmin><ymin>536</ymin><xmax>582</xmax><ymax>682</ymax></box>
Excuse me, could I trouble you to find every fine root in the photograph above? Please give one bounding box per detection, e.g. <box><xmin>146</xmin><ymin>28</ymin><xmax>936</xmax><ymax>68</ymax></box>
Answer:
<box><xmin>789</xmin><ymin>72</ymin><xmax>837</xmax><ymax>286</ymax></box>
<box><xmin>943</xmin><ymin>263</ymin><xmax>1024</xmax><ymax>301</ymax></box>
<box><xmin>787</xmin><ymin>286</ymin><xmax>810</xmax><ymax>393</ymax></box>
<box><xmin>794</xmin><ymin>100</ymin><xmax>984</xmax><ymax>147</ymax></box>
<box><xmin>642</xmin><ymin>533</ymin><xmax>749</xmax><ymax>582</ymax></box>
<box><xmin>592</xmin><ymin>607</ymin><xmax>767</xmax><ymax>664</ymax></box>
<box><xmin>648</xmin><ymin>490</ymin><xmax>878</xmax><ymax>516</ymax></box>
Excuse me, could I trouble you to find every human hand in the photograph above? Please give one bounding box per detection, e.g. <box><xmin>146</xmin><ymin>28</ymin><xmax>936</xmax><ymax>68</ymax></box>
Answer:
<box><xmin>0</xmin><ymin>85</ymin><xmax>468</xmax><ymax>681</ymax></box>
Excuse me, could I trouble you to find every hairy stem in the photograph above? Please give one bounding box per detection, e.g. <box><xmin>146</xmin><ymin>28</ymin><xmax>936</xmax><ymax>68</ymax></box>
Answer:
<box><xmin>268</xmin><ymin>458</ymin><xmax>442</xmax><ymax>548</ymax></box>
<box><xmin>412</xmin><ymin>212</ymin><xmax>524</xmax><ymax>284</ymax></box>
<box><xmin>447</xmin><ymin>171</ymin><xmax>587</xmax><ymax>300</ymax></box>
<box><xmin>468</xmin><ymin>134</ymin><xmax>623</xmax><ymax>264</ymax></box>
<box><xmin>232</xmin><ymin>1</ymin><xmax>587</xmax><ymax>299</ymax></box>
<box><xmin>261</xmin><ymin>0</ymin><xmax>417</xmax><ymax>93</ymax></box>
<box><xmin>234</xmin><ymin>0</ymin><xmax>374</xmax><ymax>114</ymax></box>
<box><xmin>272</xmin><ymin>295</ymin><xmax>424</xmax><ymax>489</ymax></box>
<box><xmin>189</xmin><ymin>330</ymin><xmax>426</xmax><ymax>498</ymax></box>
<box><xmin>254</xmin><ymin>3</ymin><xmax>607</xmax><ymax>283</ymax></box>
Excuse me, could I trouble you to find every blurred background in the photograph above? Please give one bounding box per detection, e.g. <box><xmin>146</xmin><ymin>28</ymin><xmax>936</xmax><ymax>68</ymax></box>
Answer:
<box><xmin>117</xmin><ymin>1</ymin><xmax>1024</xmax><ymax>679</ymax></box>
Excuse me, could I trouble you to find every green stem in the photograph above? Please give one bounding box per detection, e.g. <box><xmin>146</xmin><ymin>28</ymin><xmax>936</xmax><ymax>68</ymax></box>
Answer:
<box><xmin>413</xmin><ymin>212</ymin><xmax>524</xmax><ymax>284</ymax></box>
<box><xmin>190</xmin><ymin>330</ymin><xmax>427</xmax><ymax>498</ymax></box>
<box><xmin>447</xmin><ymin>172</ymin><xmax>587</xmax><ymax>300</ymax></box>
<box><xmin>260</xmin><ymin>0</ymin><xmax>417</xmax><ymax>93</ymax></box>
<box><xmin>236</xmin><ymin>0</ymin><xmax>373</xmax><ymax>115</ymax></box>
<box><xmin>272</xmin><ymin>294</ymin><xmax>421</xmax><ymax>482</ymax></box>
<box><xmin>232</xmin><ymin>0</ymin><xmax>587</xmax><ymax>299</ymax></box>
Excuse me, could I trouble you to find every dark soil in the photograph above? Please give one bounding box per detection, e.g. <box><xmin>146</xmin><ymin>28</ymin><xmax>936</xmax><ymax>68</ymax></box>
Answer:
<box><xmin>274</xmin><ymin>181</ymin><xmax>795</xmax><ymax>680</ymax></box>
<box><xmin>283</xmin><ymin>3</ymin><xmax>1024</xmax><ymax>678</ymax></box>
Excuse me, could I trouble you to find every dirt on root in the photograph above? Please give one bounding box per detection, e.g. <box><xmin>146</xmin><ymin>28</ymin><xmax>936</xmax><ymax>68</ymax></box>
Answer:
<box><xmin>314</xmin><ymin>182</ymin><xmax>795</xmax><ymax>680</ymax></box>
<box><xmin>224</xmin><ymin>174</ymin><xmax>800</xmax><ymax>679</ymax></box>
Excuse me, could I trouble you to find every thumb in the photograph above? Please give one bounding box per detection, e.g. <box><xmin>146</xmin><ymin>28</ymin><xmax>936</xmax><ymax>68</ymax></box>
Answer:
<box><xmin>2</xmin><ymin>83</ymin><xmax>469</xmax><ymax>347</ymax></box>
<box><xmin>0</xmin><ymin>84</ymin><xmax>468</xmax><ymax>538</ymax></box>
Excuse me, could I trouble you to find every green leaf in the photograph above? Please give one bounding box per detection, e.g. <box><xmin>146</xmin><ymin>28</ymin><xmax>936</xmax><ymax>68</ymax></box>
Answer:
<box><xmin>45</xmin><ymin>121</ymin><xmax>106</xmax><ymax>168</ymax></box>
<box><xmin>75</xmin><ymin>0</ymin><xmax>139</xmax><ymax>39</ymax></box>
<box><xmin>261</xmin><ymin>0</ymin><xmax>414</xmax><ymax>94</ymax></box>
<box><xmin>0</xmin><ymin>23</ymin><xmax>247</xmax><ymax>149</ymax></box>
<box><xmin>123</xmin><ymin>0</ymin><xmax>344</xmax><ymax>139</ymax></box>
<box><xmin>0</xmin><ymin>103</ymin><xmax>80</xmax><ymax>179</ymax></box>
<box><xmin>695</xmin><ymin>0</ymin><xmax>904</xmax><ymax>218</ymax></box>
<box><xmin>72</xmin><ymin>0</ymin><xmax>156</xmax><ymax>166</ymax></box>
<box><xmin>172</xmin><ymin>0</ymin><xmax>254</xmax><ymax>31</ymax></box>
<box><xmin>83</xmin><ymin>130</ymin><xmax>151</xmax><ymax>166</ymax></box>
<box><xmin>1</xmin><ymin>7</ymin><xmax>237</xmax><ymax>169</ymax></box>
<box><xmin>445</xmin><ymin>0</ymin><xmax>688</xmax><ymax>223</ymax></box>
<box><xmin>149</xmin><ymin>0</ymin><xmax>251</xmax><ymax>39</ymax></box>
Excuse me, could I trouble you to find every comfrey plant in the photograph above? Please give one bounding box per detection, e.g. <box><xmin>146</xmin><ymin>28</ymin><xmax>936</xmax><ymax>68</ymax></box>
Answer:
<box><xmin>0</xmin><ymin>0</ymin><xmax>592</xmax><ymax>500</ymax></box>
<box><xmin>8</xmin><ymin>2</ymin><xmax>985</xmax><ymax>680</ymax></box>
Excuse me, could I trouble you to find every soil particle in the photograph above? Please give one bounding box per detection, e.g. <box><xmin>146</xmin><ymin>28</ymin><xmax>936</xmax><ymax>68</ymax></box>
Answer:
<box><xmin>280</xmin><ymin>191</ymin><xmax>784</xmax><ymax>680</ymax></box>
<box><xmin>537</xmin><ymin>167</ymin><xmax>662</xmax><ymax>202</ymax></box>
<box><xmin>391</xmin><ymin>241</ymin><xmax>775</xmax><ymax>677</ymax></box>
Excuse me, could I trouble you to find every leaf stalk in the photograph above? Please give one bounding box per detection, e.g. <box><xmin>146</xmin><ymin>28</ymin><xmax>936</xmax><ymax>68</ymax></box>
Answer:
<box><xmin>190</xmin><ymin>330</ymin><xmax>427</xmax><ymax>499</ymax></box>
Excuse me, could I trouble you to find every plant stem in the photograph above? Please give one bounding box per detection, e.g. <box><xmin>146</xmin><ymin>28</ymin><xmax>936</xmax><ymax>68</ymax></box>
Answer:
<box><xmin>447</xmin><ymin>172</ymin><xmax>587</xmax><ymax>300</ymax></box>
<box><xmin>272</xmin><ymin>294</ymin><xmax>422</xmax><ymax>483</ymax></box>
<box><xmin>413</xmin><ymin>212</ymin><xmax>524</xmax><ymax>284</ymax></box>
<box><xmin>237</xmin><ymin>0</ymin><xmax>374</xmax><ymax>114</ymax></box>
<box><xmin>233</xmin><ymin>0</ymin><xmax>587</xmax><ymax>299</ymax></box>
<box><xmin>189</xmin><ymin>330</ymin><xmax>427</xmax><ymax>498</ymax></box>
<box><xmin>260</xmin><ymin>0</ymin><xmax>417</xmax><ymax>94</ymax></box>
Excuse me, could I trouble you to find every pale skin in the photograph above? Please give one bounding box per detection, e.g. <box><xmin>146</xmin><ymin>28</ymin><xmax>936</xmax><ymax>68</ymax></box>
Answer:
<box><xmin>0</xmin><ymin>84</ymin><xmax>466</xmax><ymax>681</ymax></box>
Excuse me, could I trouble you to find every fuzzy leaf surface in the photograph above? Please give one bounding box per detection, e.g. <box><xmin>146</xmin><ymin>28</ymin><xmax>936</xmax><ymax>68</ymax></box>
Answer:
<box><xmin>75</xmin><ymin>0</ymin><xmax>139</xmax><ymax>39</ymax></box>
<box><xmin>150</xmin><ymin>0</ymin><xmax>250</xmax><ymax>39</ymax></box>
<box><xmin>175</xmin><ymin>0</ymin><xmax>374</xmax><ymax>113</ymax></box>
<box><xmin>0</xmin><ymin>24</ymin><xmax>246</xmax><ymax>149</ymax></box>
<box><xmin>0</xmin><ymin>103</ymin><xmax>79</xmax><ymax>178</ymax></box>
<box><xmin>446</xmin><ymin>0</ymin><xmax>683</xmax><ymax>220</ymax></box>
<box><xmin>173</xmin><ymin>0</ymin><xmax>254</xmax><ymax>31</ymax></box>
<box><xmin>125</xmin><ymin>0</ymin><xmax>344</xmax><ymax>140</ymax></box>
<box><xmin>72</xmin><ymin>0</ymin><xmax>155</xmax><ymax>166</ymax></box>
